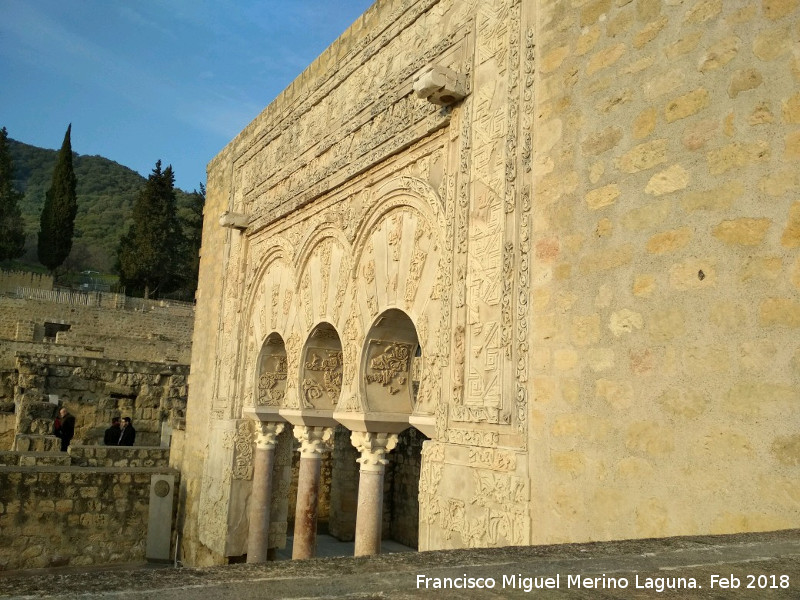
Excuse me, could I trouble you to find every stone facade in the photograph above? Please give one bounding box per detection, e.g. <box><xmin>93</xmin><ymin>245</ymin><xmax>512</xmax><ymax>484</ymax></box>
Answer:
<box><xmin>180</xmin><ymin>0</ymin><xmax>800</xmax><ymax>565</ymax></box>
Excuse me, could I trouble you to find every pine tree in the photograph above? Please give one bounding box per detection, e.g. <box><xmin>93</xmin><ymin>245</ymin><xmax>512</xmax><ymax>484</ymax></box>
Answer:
<box><xmin>37</xmin><ymin>124</ymin><xmax>78</xmax><ymax>272</ymax></box>
<box><xmin>117</xmin><ymin>160</ymin><xmax>184</xmax><ymax>298</ymax></box>
<box><xmin>0</xmin><ymin>127</ymin><xmax>26</xmax><ymax>261</ymax></box>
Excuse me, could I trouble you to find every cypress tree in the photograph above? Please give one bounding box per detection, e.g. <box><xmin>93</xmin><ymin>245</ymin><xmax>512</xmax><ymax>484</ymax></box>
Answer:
<box><xmin>117</xmin><ymin>160</ymin><xmax>184</xmax><ymax>298</ymax></box>
<box><xmin>179</xmin><ymin>183</ymin><xmax>205</xmax><ymax>299</ymax></box>
<box><xmin>38</xmin><ymin>124</ymin><xmax>78</xmax><ymax>272</ymax></box>
<box><xmin>0</xmin><ymin>127</ymin><xmax>26</xmax><ymax>261</ymax></box>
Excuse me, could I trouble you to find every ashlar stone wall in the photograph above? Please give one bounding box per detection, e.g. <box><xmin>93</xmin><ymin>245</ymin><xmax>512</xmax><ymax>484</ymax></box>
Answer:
<box><xmin>0</xmin><ymin>447</ymin><xmax>177</xmax><ymax>571</ymax></box>
<box><xmin>0</xmin><ymin>290</ymin><xmax>193</xmax><ymax>452</ymax></box>
<box><xmin>0</xmin><ymin>270</ymin><xmax>52</xmax><ymax>295</ymax></box>
<box><xmin>0</xmin><ymin>296</ymin><xmax>193</xmax><ymax>367</ymax></box>
<box><xmin>529</xmin><ymin>0</ymin><xmax>800</xmax><ymax>543</ymax></box>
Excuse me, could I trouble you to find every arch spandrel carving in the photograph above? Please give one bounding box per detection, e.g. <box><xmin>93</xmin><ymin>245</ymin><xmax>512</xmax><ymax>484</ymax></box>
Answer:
<box><xmin>352</xmin><ymin>176</ymin><xmax>446</xmax><ymax>257</ymax></box>
<box><xmin>347</xmin><ymin>178</ymin><xmax>445</xmax><ymax>430</ymax></box>
<box><xmin>293</xmin><ymin>228</ymin><xmax>353</xmax><ymax>334</ymax></box>
<box><xmin>238</xmin><ymin>247</ymin><xmax>296</xmax><ymax>416</ymax></box>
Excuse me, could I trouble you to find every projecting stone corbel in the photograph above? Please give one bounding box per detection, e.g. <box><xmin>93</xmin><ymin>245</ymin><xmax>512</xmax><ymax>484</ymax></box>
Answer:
<box><xmin>219</xmin><ymin>211</ymin><xmax>250</xmax><ymax>231</ymax></box>
<box><xmin>413</xmin><ymin>64</ymin><xmax>467</xmax><ymax>106</ymax></box>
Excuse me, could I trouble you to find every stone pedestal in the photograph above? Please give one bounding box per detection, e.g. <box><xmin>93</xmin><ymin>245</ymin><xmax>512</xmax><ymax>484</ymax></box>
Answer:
<box><xmin>291</xmin><ymin>426</ymin><xmax>333</xmax><ymax>560</ymax></box>
<box><xmin>351</xmin><ymin>431</ymin><xmax>398</xmax><ymax>557</ymax></box>
<box><xmin>247</xmin><ymin>421</ymin><xmax>285</xmax><ymax>564</ymax></box>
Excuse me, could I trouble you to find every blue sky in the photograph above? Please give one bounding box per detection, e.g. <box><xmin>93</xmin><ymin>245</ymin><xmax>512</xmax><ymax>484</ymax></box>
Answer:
<box><xmin>0</xmin><ymin>0</ymin><xmax>374</xmax><ymax>191</ymax></box>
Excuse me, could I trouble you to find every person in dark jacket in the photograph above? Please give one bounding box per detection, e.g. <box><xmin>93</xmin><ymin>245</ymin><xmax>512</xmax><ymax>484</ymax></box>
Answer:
<box><xmin>104</xmin><ymin>417</ymin><xmax>121</xmax><ymax>446</ymax></box>
<box><xmin>54</xmin><ymin>407</ymin><xmax>75</xmax><ymax>452</ymax></box>
<box><xmin>118</xmin><ymin>417</ymin><xmax>136</xmax><ymax>446</ymax></box>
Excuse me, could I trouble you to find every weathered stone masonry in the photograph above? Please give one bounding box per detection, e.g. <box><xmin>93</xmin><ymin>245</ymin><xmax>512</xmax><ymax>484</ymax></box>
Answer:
<box><xmin>0</xmin><ymin>447</ymin><xmax>177</xmax><ymax>571</ymax></box>
<box><xmin>12</xmin><ymin>353</ymin><xmax>188</xmax><ymax>450</ymax></box>
<box><xmin>0</xmin><ymin>278</ymin><xmax>192</xmax><ymax>570</ymax></box>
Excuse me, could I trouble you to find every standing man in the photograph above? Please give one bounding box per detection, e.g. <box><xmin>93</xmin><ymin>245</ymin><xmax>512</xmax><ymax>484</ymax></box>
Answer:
<box><xmin>54</xmin><ymin>407</ymin><xmax>75</xmax><ymax>452</ymax></box>
<box><xmin>104</xmin><ymin>416</ymin><xmax>121</xmax><ymax>445</ymax></box>
<box><xmin>118</xmin><ymin>417</ymin><xmax>136</xmax><ymax>446</ymax></box>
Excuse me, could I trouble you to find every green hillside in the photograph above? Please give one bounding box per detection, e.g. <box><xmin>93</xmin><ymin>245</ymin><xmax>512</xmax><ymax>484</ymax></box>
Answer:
<box><xmin>8</xmin><ymin>137</ymin><xmax>198</xmax><ymax>273</ymax></box>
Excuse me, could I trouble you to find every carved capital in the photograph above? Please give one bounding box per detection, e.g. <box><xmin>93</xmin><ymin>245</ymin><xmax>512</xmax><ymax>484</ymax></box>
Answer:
<box><xmin>350</xmin><ymin>431</ymin><xmax>399</xmax><ymax>473</ymax></box>
<box><xmin>292</xmin><ymin>425</ymin><xmax>333</xmax><ymax>458</ymax></box>
<box><xmin>254</xmin><ymin>421</ymin><xmax>285</xmax><ymax>450</ymax></box>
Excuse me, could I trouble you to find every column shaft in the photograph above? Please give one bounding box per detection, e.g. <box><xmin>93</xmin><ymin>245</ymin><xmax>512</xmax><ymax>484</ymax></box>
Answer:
<box><xmin>247</xmin><ymin>445</ymin><xmax>276</xmax><ymax>562</ymax></box>
<box><xmin>354</xmin><ymin>469</ymin><xmax>384</xmax><ymax>556</ymax></box>
<box><xmin>292</xmin><ymin>455</ymin><xmax>322</xmax><ymax>560</ymax></box>
<box><xmin>247</xmin><ymin>421</ymin><xmax>284</xmax><ymax>564</ymax></box>
<box><xmin>290</xmin><ymin>426</ymin><xmax>333</xmax><ymax>560</ymax></box>
<box><xmin>350</xmin><ymin>431</ymin><xmax>398</xmax><ymax>557</ymax></box>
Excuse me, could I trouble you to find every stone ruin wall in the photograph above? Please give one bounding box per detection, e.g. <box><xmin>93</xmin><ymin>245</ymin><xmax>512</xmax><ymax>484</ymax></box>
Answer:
<box><xmin>0</xmin><ymin>294</ymin><xmax>193</xmax><ymax>452</ymax></box>
<box><xmin>0</xmin><ymin>277</ymin><xmax>192</xmax><ymax>570</ymax></box>
<box><xmin>0</xmin><ymin>446</ymin><xmax>177</xmax><ymax>571</ymax></box>
<box><xmin>0</xmin><ymin>296</ymin><xmax>193</xmax><ymax>368</ymax></box>
<box><xmin>12</xmin><ymin>354</ymin><xmax>188</xmax><ymax>451</ymax></box>
<box><xmin>181</xmin><ymin>0</ymin><xmax>800</xmax><ymax>565</ymax></box>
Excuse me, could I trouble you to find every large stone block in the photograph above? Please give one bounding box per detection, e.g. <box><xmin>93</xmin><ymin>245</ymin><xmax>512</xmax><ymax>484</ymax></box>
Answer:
<box><xmin>665</xmin><ymin>88</ymin><xmax>709</xmax><ymax>122</ymax></box>
<box><xmin>713</xmin><ymin>218</ymin><xmax>771</xmax><ymax>246</ymax></box>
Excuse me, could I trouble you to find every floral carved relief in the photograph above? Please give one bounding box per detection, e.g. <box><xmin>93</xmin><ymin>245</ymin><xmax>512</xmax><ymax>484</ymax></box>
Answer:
<box><xmin>365</xmin><ymin>341</ymin><xmax>413</xmax><ymax>395</ymax></box>
<box><xmin>257</xmin><ymin>355</ymin><xmax>287</xmax><ymax>406</ymax></box>
<box><xmin>302</xmin><ymin>349</ymin><xmax>343</xmax><ymax>408</ymax></box>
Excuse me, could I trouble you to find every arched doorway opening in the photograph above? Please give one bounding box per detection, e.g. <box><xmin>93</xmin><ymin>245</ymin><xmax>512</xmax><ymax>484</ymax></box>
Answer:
<box><xmin>246</xmin><ymin>332</ymin><xmax>294</xmax><ymax>562</ymax></box>
<box><xmin>360</xmin><ymin>308</ymin><xmax>426</xmax><ymax>552</ymax></box>
<box><xmin>383</xmin><ymin>426</ymin><xmax>427</xmax><ymax>549</ymax></box>
<box><xmin>285</xmin><ymin>322</ymin><xmax>352</xmax><ymax>556</ymax></box>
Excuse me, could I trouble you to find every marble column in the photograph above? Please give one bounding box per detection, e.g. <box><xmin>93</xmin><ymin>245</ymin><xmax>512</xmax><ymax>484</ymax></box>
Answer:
<box><xmin>247</xmin><ymin>421</ymin><xmax>285</xmax><ymax>564</ymax></box>
<box><xmin>351</xmin><ymin>431</ymin><xmax>399</xmax><ymax>557</ymax></box>
<box><xmin>291</xmin><ymin>425</ymin><xmax>333</xmax><ymax>560</ymax></box>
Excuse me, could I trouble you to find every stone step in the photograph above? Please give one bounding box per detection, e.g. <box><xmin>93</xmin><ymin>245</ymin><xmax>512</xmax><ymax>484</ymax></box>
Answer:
<box><xmin>18</xmin><ymin>452</ymin><xmax>72</xmax><ymax>466</ymax></box>
<box><xmin>67</xmin><ymin>444</ymin><xmax>170</xmax><ymax>468</ymax></box>
<box><xmin>13</xmin><ymin>434</ymin><xmax>62</xmax><ymax>452</ymax></box>
<box><xmin>0</xmin><ymin>451</ymin><xmax>71</xmax><ymax>466</ymax></box>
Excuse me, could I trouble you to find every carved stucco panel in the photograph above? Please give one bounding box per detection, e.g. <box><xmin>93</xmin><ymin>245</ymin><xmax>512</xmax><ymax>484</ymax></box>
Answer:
<box><xmin>238</xmin><ymin>248</ymin><xmax>295</xmax><ymax>411</ymax></box>
<box><xmin>197</xmin><ymin>419</ymin><xmax>256</xmax><ymax>555</ymax></box>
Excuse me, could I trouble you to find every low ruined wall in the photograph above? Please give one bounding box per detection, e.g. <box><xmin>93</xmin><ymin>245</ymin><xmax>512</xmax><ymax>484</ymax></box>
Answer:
<box><xmin>14</xmin><ymin>353</ymin><xmax>188</xmax><ymax>448</ymax></box>
<box><xmin>68</xmin><ymin>445</ymin><xmax>170</xmax><ymax>468</ymax></box>
<box><xmin>0</xmin><ymin>296</ymin><xmax>193</xmax><ymax>364</ymax></box>
<box><xmin>0</xmin><ymin>270</ymin><xmax>52</xmax><ymax>295</ymax></box>
<box><xmin>0</xmin><ymin>464</ymin><xmax>179</xmax><ymax>571</ymax></box>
